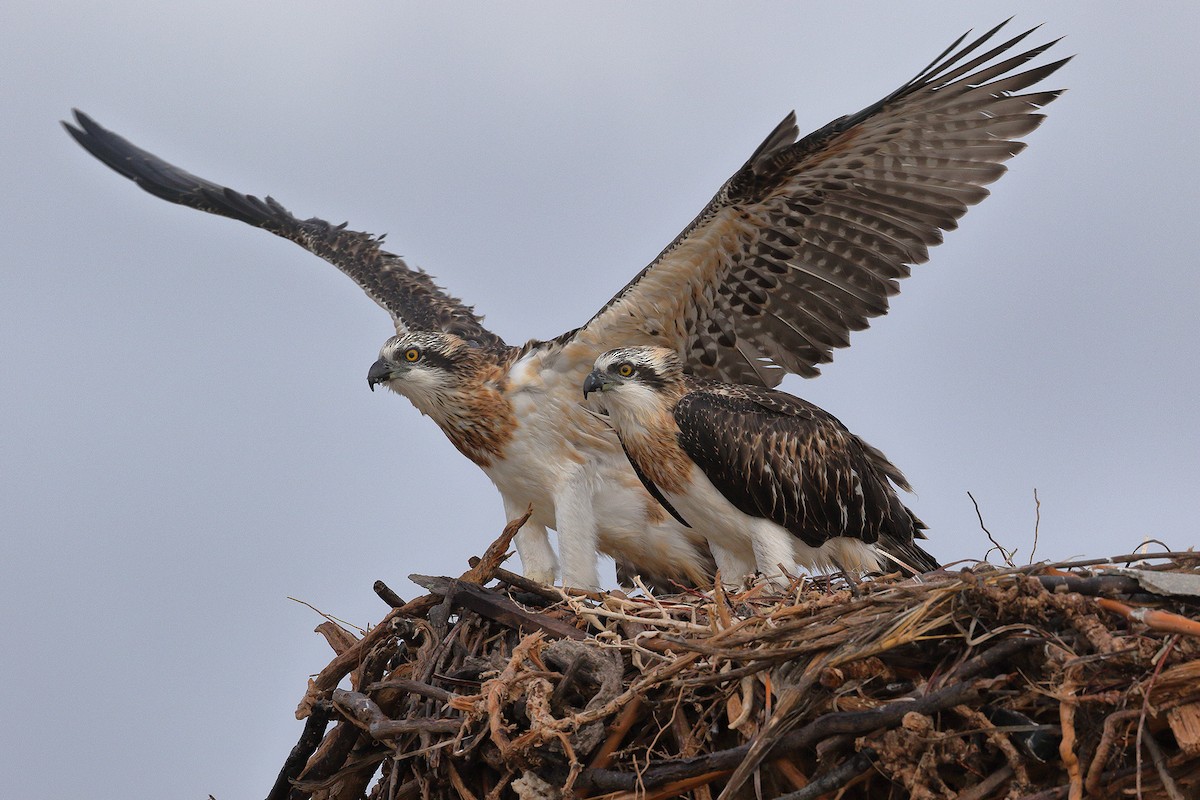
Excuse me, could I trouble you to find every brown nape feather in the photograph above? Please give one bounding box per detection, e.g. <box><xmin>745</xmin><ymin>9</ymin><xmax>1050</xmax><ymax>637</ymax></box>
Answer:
<box><xmin>433</xmin><ymin>356</ymin><xmax>518</xmax><ymax>469</ymax></box>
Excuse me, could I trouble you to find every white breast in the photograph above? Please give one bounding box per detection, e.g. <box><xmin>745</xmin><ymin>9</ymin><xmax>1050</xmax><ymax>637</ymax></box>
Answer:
<box><xmin>478</xmin><ymin>346</ymin><xmax>712</xmax><ymax>589</ymax></box>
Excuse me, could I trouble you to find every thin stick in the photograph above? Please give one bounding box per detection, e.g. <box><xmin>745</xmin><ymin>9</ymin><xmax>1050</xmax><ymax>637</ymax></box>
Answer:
<box><xmin>589</xmin><ymin>769</ymin><xmax>732</xmax><ymax>800</ymax></box>
<box><xmin>1029</xmin><ymin>487</ymin><xmax>1042</xmax><ymax>564</ymax></box>
<box><xmin>771</xmin><ymin>749</ymin><xmax>876</xmax><ymax>800</ymax></box>
<box><xmin>287</xmin><ymin>596</ymin><xmax>367</xmax><ymax>635</ymax></box>
<box><xmin>467</xmin><ymin>557</ymin><xmax>562</xmax><ymax>604</ymax></box>
<box><xmin>1141</xmin><ymin>730</ymin><xmax>1187</xmax><ymax>800</ymax></box>
<box><xmin>1084</xmin><ymin>709</ymin><xmax>1139</xmax><ymax>796</ymax></box>
<box><xmin>956</xmin><ymin>765</ymin><xmax>1015</xmax><ymax>800</ymax></box>
<box><xmin>1136</xmin><ymin>636</ymin><xmax>1178</xmax><ymax>800</ymax></box>
<box><xmin>968</xmin><ymin>491</ymin><xmax>1016</xmax><ymax>567</ymax></box>
<box><xmin>588</xmin><ymin>696</ymin><xmax>645</xmax><ymax>771</ymax></box>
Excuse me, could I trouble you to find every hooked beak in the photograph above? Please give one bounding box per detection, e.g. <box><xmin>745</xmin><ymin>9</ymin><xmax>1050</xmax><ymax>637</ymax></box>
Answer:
<box><xmin>367</xmin><ymin>358</ymin><xmax>395</xmax><ymax>392</ymax></box>
<box><xmin>582</xmin><ymin>369</ymin><xmax>614</xmax><ymax>399</ymax></box>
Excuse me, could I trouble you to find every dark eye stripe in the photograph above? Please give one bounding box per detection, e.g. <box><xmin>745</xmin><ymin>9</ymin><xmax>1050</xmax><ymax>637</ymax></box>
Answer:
<box><xmin>411</xmin><ymin>348</ymin><xmax>457</xmax><ymax>371</ymax></box>
<box><xmin>633</xmin><ymin>363</ymin><xmax>666</xmax><ymax>390</ymax></box>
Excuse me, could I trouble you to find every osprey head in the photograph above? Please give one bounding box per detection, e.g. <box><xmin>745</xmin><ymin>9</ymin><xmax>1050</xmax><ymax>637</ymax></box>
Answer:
<box><xmin>584</xmin><ymin>346</ymin><xmax>683</xmax><ymax>407</ymax></box>
<box><xmin>367</xmin><ymin>331</ymin><xmax>480</xmax><ymax>409</ymax></box>
<box><xmin>367</xmin><ymin>331</ymin><xmax>515</xmax><ymax>466</ymax></box>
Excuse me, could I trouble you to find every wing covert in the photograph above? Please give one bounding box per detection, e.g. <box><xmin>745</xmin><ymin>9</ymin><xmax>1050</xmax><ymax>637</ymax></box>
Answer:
<box><xmin>63</xmin><ymin>110</ymin><xmax>507</xmax><ymax>351</ymax></box>
<box><xmin>578</xmin><ymin>22</ymin><xmax>1068</xmax><ymax>386</ymax></box>
<box><xmin>674</xmin><ymin>384</ymin><xmax>916</xmax><ymax>548</ymax></box>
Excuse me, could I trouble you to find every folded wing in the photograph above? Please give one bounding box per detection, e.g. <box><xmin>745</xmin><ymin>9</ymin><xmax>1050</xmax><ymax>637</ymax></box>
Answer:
<box><xmin>674</xmin><ymin>383</ymin><xmax>922</xmax><ymax>551</ymax></box>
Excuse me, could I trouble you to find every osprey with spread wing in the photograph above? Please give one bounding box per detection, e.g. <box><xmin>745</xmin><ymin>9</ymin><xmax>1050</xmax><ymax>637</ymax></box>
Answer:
<box><xmin>65</xmin><ymin>22</ymin><xmax>1066</xmax><ymax>589</ymax></box>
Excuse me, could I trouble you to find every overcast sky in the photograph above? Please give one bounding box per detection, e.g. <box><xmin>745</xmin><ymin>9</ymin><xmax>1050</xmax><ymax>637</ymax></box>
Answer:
<box><xmin>3</xmin><ymin>3</ymin><xmax>1198</xmax><ymax>798</ymax></box>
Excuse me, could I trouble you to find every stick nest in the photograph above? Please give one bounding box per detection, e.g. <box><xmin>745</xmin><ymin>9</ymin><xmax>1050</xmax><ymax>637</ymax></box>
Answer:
<box><xmin>268</xmin><ymin>519</ymin><xmax>1200</xmax><ymax>800</ymax></box>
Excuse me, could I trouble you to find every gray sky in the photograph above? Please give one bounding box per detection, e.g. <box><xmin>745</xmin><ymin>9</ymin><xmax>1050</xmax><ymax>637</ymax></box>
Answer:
<box><xmin>3</xmin><ymin>3</ymin><xmax>1198</xmax><ymax>797</ymax></box>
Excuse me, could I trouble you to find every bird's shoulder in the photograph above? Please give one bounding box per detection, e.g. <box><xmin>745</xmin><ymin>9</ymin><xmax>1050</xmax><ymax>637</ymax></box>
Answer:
<box><xmin>677</xmin><ymin>378</ymin><xmax>831</xmax><ymax>423</ymax></box>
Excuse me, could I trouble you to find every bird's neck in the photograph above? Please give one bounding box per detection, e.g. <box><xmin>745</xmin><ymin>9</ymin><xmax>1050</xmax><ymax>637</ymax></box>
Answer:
<box><xmin>609</xmin><ymin>399</ymin><xmax>692</xmax><ymax>496</ymax></box>
<box><xmin>416</xmin><ymin>365</ymin><xmax>517</xmax><ymax>468</ymax></box>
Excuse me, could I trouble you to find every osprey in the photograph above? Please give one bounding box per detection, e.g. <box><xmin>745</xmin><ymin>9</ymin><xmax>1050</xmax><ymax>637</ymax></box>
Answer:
<box><xmin>584</xmin><ymin>346</ymin><xmax>937</xmax><ymax>583</ymax></box>
<box><xmin>64</xmin><ymin>22</ymin><xmax>1064</xmax><ymax>590</ymax></box>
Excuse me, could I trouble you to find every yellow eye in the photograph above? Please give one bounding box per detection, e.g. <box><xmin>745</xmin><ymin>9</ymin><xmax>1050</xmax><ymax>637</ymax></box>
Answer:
<box><xmin>617</xmin><ymin>363</ymin><xmax>634</xmax><ymax>377</ymax></box>
<box><xmin>404</xmin><ymin>348</ymin><xmax>420</xmax><ymax>363</ymax></box>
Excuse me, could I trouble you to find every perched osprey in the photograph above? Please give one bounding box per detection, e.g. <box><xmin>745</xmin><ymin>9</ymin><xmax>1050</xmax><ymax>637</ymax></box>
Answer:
<box><xmin>584</xmin><ymin>346</ymin><xmax>937</xmax><ymax>583</ymax></box>
<box><xmin>64</xmin><ymin>22</ymin><xmax>1064</xmax><ymax>590</ymax></box>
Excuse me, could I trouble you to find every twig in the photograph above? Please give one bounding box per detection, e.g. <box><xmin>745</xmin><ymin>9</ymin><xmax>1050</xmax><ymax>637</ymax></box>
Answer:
<box><xmin>287</xmin><ymin>720</ymin><xmax>362</xmax><ymax>798</ymax></box>
<box><xmin>719</xmin><ymin>653</ymin><xmax>832</xmax><ymax>800</ymax></box>
<box><xmin>1141</xmin><ymin>730</ymin><xmax>1187</xmax><ymax>800</ymax></box>
<box><xmin>772</xmin><ymin>758</ymin><xmax>810</xmax><ymax>792</ymax></box>
<box><xmin>447</xmin><ymin>761</ymin><xmax>480</xmax><ymax>800</ymax></box>
<box><xmin>954</xmin><ymin>705</ymin><xmax>1029</xmax><ymax>790</ymax></box>
<box><xmin>1084</xmin><ymin>709</ymin><xmax>1139</xmax><ymax>796</ymax></box>
<box><xmin>467</xmin><ymin>557</ymin><xmax>562</xmax><ymax>604</ymax></box>
<box><xmin>1136</xmin><ymin>636</ymin><xmax>1178</xmax><ymax>800</ymax></box>
<box><xmin>364</xmin><ymin>678</ymin><xmax>455</xmax><ymax>703</ymax></box>
<box><xmin>334</xmin><ymin>688</ymin><xmax>461</xmax><ymax>738</ymax></box>
<box><xmin>1096</xmin><ymin>598</ymin><xmax>1200</xmax><ymax>637</ymax></box>
<box><xmin>1030</xmin><ymin>487</ymin><xmax>1042</xmax><ymax>564</ymax></box>
<box><xmin>969</xmin><ymin>491</ymin><xmax>1016</xmax><ymax>567</ymax></box>
<box><xmin>1039</xmin><ymin>552</ymin><xmax>1199</xmax><ymax>570</ymax></box>
<box><xmin>590</xmin><ymin>769</ymin><xmax>732</xmax><ymax>800</ymax></box>
<box><xmin>588</xmin><ymin>696</ymin><xmax>645</xmax><ymax>771</ymax></box>
<box><xmin>1035</xmin><ymin>574</ymin><xmax>1142</xmax><ymax>597</ymax></box>
<box><xmin>287</xmin><ymin>596</ymin><xmax>367</xmax><ymax>635</ymax></box>
<box><xmin>956</xmin><ymin>765</ymin><xmax>1015</xmax><ymax>800</ymax></box>
<box><xmin>460</xmin><ymin>506</ymin><xmax>532</xmax><ymax>585</ymax></box>
<box><xmin>409</xmin><ymin>575</ymin><xmax>586</xmax><ymax>640</ymax></box>
<box><xmin>265</xmin><ymin>705</ymin><xmax>332</xmax><ymax>800</ymax></box>
<box><xmin>373</xmin><ymin>580</ymin><xmax>406</xmax><ymax>608</ymax></box>
<box><xmin>771</xmin><ymin>749</ymin><xmax>876</xmax><ymax>800</ymax></box>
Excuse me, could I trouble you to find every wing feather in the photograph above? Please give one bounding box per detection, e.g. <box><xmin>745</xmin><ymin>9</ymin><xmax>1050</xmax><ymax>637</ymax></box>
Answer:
<box><xmin>673</xmin><ymin>384</ymin><xmax>922</xmax><ymax>552</ymax></box>
<box><xmin>63</xmin><ymin>110</ymin><xmax>507</xmax><ymax>351</ymax></box>
<box><xmin>577</xmin><ymin>23</ymin><xmax>1068</xmax><ymax>384</ymax></box>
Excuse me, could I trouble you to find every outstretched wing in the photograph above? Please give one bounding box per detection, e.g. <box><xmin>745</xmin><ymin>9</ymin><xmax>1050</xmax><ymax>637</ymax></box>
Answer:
<box><xmin>673</xmin><ymin>382</ymin><xmax>921</xmax><ymax>551</ymax></box>
<box><xmin>63</xmin><ymin>111</ymin><xmax>507</xmax><ymax>351</ymax></box>
<box><xmin>577</xmin><ymin>22</ymin><xmax>1068</xmax><ymax>386</ymax></box>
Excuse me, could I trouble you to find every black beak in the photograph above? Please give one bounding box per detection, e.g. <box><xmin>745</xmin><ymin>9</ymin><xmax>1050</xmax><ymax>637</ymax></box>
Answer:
<box><xmin>582</xmin><ymin>370</ymin><xmax>607</xmax><ymax>399</ymax></box>
<box><xmin>367</xmin><ymin>358</ymin><xmax>392</xmax><ymax>392</ymax></box>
